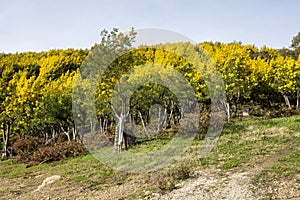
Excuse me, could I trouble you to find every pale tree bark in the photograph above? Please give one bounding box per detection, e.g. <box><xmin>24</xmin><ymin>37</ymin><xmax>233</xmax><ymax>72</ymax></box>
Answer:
<box><xmin>283</xmin><ymin>94</ymin><xmax>291</xmax><ymax>109</ymax></box>
<box><xmin>157</xmin><ymin>106</ymin><xmax>166</xmax><ymax>132</ymax></box>
<box><xmin>225</xmin><ymin>102</ymin><xmax>231</xmax><ymax>122</ymax></box>
<box><xmin>112</xmin><ymin>99</ymin><xmax>129</xmax><ymax>153</ymax></box>
<box><xmin>99</xmin><ymin>118</ymin><xmax>103</xmax><ymax>134</ymax></box>
<box><xmin>138</xmin><ymin>111</ymin><xmax>147</xmax><ymax>133</ymax></box>
<box><xmin>72</xmin><ymin>126</ymin><xmax>77</xmax><ymax>141</ymax></box>
<box><xmin>45</xmin><ymin>128</ymin><xmax>58</xmax><ymax>145</ymax></box>
<box><xmin>1</xmin><ymin>122</ymin><xmax>12</xmax><ymax>159</ymax></box>
<box><xmin>98</xmin><ymin>117</ymin><xmax>108</xmax><ymax>135</ymax></box>
<box><xmin>168</xmin><ymin>101</ymin><xmax>174</xmax><ymax>128</ymax></box>
<box><xmin>60</xmin><ymin>125</ymin><xmax>71</xmax><ymax>143</ymax></box>
<box><xmin>44</xmin><ymin>132</ymin><xmax>49</xmax><ymax>144</ymax></box>
<box><xmin>113</xmin><ymin>113</ymin><xmax>125</xmax><ymax>153</ymax></box>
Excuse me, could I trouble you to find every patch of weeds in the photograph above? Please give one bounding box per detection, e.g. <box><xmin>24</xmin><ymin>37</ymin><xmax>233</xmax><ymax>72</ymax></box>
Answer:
<box><xmin>255</xmin><ymin>167</ymin><xmax>274</xmax><ymax>181</ymax></box>
<box><xmin>221</xmin><ymin>123</ymin><xmax>246</xmax><ymax>136</ymax></box>
<box><xmin>88</xmin><ymin>180</ymin><xmax>103</xmax><ymax>191</ymax></box>
<box><xmin>126</xmin><ymin>187</ymin><xmax>155</xmax><ymax>200</ymax></box>
<box><xmin>199</xmin><ymin>115</ymin><xmax>300</xmax><ymax>171</ymax></box>
<box><xmin>158</xmin><ymin>179</ymin><xmax>176</xmax><ymax>191</ymax></box>
<box><xmin>129</xmin><ymin>137</ymin><xmax>171</xmax><ymax>153</ymax></box>
<box><xmin>199</xmin><ymin>158</ymin><xmax>210</xmax><ymax>166</ymax></box>
<box><xmin>157</xmin><ymin>164</ymin><xmax>190</xmax><ymax>192</ymax></box>
<box><xmin>269</xmin><ymin>150</ymin><xmax>300</xmax><ymax>177</ymax></box>
<box><xmin>253</xmin><ymin>149</ymin><xmax>300</xmax><ymax>199</ymax></box>
<box><xmin>0</xmin><ymin>160</ymin><xmax>29</xmax><ymax>178</ymax></box>
<box><xmin>220</xmin><ymin>157</ymin><xmax>243</xmax><ymax>170</ymax></box>
<box><xmin>73</xmin><ymin>175</ymin><xmax>88</xmax><ymax>182</ymax></box>
<box><xmin>171</xmin><ymin>165</ymin><xmax>190</xmax><ymax>180</ymax></box>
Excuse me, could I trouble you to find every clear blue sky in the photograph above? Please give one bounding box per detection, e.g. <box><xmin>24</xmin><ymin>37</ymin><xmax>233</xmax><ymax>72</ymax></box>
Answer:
<box><xmin>1</xmin><ymin>0</ymin><xmax>300</xmax><ymax>53</ymax></box>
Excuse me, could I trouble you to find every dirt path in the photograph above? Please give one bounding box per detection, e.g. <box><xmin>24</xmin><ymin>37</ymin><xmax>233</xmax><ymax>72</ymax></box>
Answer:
<box><xmin>155</xmin><ymin>143</ymin><xmax>299</xmax><ymax>200</ymax></box>
<box><xmin>152</xmin><ymin>170</ymin><xmax>258</xmax><ymax>200</ymax></box>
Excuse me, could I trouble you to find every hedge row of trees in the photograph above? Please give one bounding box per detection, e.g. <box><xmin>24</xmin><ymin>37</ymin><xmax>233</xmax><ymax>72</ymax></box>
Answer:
<box><xmin>201</xmin><ymin>41</ymin><xmax>300</xmax><ymax>116</ymax></box>
<box><xmin>0</xmin><ymin>49</ymin><xmax>88</xmax><ymax>157</ymax></box>
<box><xmin>1</xmin><ymin>29</ymin><xmax>300</xmax><ymax>157</ymax></box>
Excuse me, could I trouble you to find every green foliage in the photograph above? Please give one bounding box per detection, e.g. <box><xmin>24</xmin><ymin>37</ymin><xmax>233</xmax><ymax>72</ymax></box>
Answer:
<box><xmin>0</xmin><ymin>48</ymin><xmax>88</xmax><ymax>156</ymax></box>
<box><xmin>278</xmin><ymin>32</ymin><xmax>300</xmax><ymax>60</ymax></box>
<box><xmin>291</xmin><ymin>32</ymin><xmax>300</xmax><ymax>49</ymax></box>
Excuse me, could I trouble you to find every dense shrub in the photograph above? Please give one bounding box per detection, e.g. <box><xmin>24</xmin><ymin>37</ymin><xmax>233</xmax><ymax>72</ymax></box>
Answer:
<box><xmin>12</xmin><ymin>135</ymin><xmax>87</xmax><ymax>165</ymax></box>
<box><xmin>249</xmin><ymin>104</ymin><xmax>266</xmax><ymax>117</ymax></box>
<box><xmin>12</xmin><ymin>136</ymin><xmax>43</xmax><ymax>162</ymax></box>
<box><xmin>31</xmin><ymin>141</ymin><xmax>87</xmax><ymax>163</ymax></box>
<box><xmin>266</xmin><ymin>106</ymin><xmax>300</xmax><ymax>118</ymax></box>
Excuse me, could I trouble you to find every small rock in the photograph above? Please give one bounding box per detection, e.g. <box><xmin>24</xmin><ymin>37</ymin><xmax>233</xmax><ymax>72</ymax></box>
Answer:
<box><xmin>35</xmin><ymin>175</ymin><xmax>61</xmax><ymax>192</ymax></box>
<box><xmin>152</xmin><ymin>193</ymin><xmax>160</xmax><ymax>197</ymax></box>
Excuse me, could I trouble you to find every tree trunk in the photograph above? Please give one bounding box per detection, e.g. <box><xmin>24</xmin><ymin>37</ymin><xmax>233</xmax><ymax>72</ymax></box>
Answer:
<box><xmin>52</xmin><ymin>128</ymin><xmax>56</xmax><ymax>140</ymax></box>
<box><xmin>2</xmin><ymin>122</ymin><xmax>11</xmax><ymax>159</ymax></box>
<box><xmin>44</xmin><ymin>132</ymin><xmax>49</xmax><ymax>144</ymax></box>
<box><xmin>165</xmin><ymin>103</ymin><xmax>174</xmax><ymax>129</ymax></box>
<box><xmin>283</xmin><ymin>94</ymin><xmax>291</xmax><ymax>109</ymax></box>
<box><xmin>138</xmin><ymin>111</ymin><xmax>147</xmax><ymax>133</ymax></box>
<box><xmin>61</xmin><ymin>126</ymin><xmax>71</xmax><ymax>142</ymax></box>
<box><xmin>65</xmin><ymin>130</ymin><xmax>71</xmax><ymax>142</ymax></box>
<box><xmin>99</xmin><ymin>118</ymin><xmax>103</xmax><ymax>134</ymax></box>
<box><xmin>168</xmin><ymin>101</ymin><xmax>174</xmax><ymax>128</ymax></box>
<box><xmin>157</xmin><ymin>106</ymin><xmax>165</xmax><ymax>131</ymax></box>
<box><xmin>113</xmin><ymin>115</ymin><xmax>125</xmax><ymax>153</ymax></box>
<box><xmin>111</xmin><ymin>87</ymin><xmax>129</xmax><ymax>153</ymax></box>
<box><xmin>72</xmin><ymin>126</ymin><xmax>77</xmax><ymax>141</ymax></box>
<box><xmin>225</xmin><ymin>102</ymin><xmax>231</xmax><ymax>122</ymax></box>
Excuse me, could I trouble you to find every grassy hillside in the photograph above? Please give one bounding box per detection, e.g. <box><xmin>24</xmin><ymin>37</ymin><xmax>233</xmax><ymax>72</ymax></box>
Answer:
<box><xmin>0</xmin><ymin>115</ymin><xmax>299</xmax><ymax>199</ymax></box>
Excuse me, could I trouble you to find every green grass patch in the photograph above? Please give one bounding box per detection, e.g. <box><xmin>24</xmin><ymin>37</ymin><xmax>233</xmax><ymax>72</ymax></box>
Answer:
<box><xmin>0</xmin><ymin>153</ymin><xmax>127</xmax><ymax>192</ymax></box>
<box><xmin>73</xmin><ymin>175</ymin><xmax>88</xmax><ymax>182</ymax></box>
<box><xmin>267</xmin><ymin>150</ymin><xmax>300</xmax><ymax>177</ymax></box>
<box><xmin>129</xmin><ymin>136</ymin><xmax>172</xmax><ymax>153</ymax></box>
<box><xmin>200</xmin><ymin>115</ymin><xmax>300</xmax><ymax>171</ymax></box>
<box><xmin>0</xmin><ymin>159</ymin><xmax>37</xmax><ymax>178</ymax></box>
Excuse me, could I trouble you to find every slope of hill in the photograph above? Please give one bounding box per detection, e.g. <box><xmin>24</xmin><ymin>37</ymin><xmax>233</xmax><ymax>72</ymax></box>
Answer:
<box><xmin>0</xmin><ymin>115</ymin><xmax>299</xmax><ymax>199</ymax></box>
